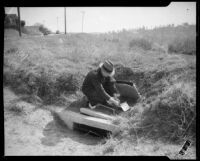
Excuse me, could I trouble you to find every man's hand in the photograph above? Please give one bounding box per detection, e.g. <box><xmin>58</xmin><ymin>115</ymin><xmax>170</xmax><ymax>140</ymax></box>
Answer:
<box><xmin>113</xmin><ymin>93</ymin><xmax>120</xmax><ymax>99</ymax></box>
<box><xmin>107</xmin><ymin>97</ymin><xmax>120</xmax><ymax>107</ymax></box>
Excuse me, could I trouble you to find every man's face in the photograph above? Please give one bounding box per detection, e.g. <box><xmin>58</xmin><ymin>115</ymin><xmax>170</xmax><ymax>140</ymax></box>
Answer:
<box><xmin>101</xmin><ymin>68</ymin><xmax>110</xmax><ymax>78</ymax></box>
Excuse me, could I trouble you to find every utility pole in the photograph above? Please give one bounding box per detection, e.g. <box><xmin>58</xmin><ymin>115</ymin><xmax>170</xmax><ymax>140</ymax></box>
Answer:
<box><xmin>81</xmin><ymin>11</ymin><xmax>85</xmax><ymax>33</ymax></box>
<box><xmin>43</xmin><ymin>20</ymin><xmax>45</xmax><ymax>26</ymax></box>
<box><xmin>64</xmin><ymin>7</ymin><xmax>66</xmax><ymax>34</ymax></box>
<box><xmin>17</xmin><ymin>7</ymin><xmax>21</xmax><ymax>37</ymax></box>
<box><xmin>57</xmin><ymin>17</ymin><xmax>58</xmax><ymax>31</ymax></box>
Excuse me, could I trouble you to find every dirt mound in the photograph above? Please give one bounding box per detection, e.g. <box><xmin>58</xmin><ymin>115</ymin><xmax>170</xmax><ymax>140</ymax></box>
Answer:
<box><xmin>138</xmin><ymin>82</ymin><xmax>196</xmax><ymax>142</ymax></box>
<box><xmin>114</xmin><ymin>63</ymin><xmax>145</xmax><ymax>86</ymax></box>
<box><xmin>112</xmin><ymin>62</ymin><xmax>196</xmax><ymax>143</ymax></box>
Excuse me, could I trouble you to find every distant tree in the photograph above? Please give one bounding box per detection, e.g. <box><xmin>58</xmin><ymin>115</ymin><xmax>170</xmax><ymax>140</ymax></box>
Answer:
<box><xmin>38</xmin><ymin>24</ymin><xmax>51</xmax><ymax>35</ymax></box>
<box><xmin>34</xmin><ymin>23</ymin><xmax>43</xmax><ymax>27</ymax></box>
<box><xmin>4</xmin><ymin>14</ymin><xmax>26</xmax><ymax>30</ymax></box>
<box><xmin>122</xmin><ymin>28</ymin><xmax>127</xmax><ymax>33</ymax></box>
<box><xmin>183</xmin><ymin>22</ymin><xmax>189</xmax><ymax>26</ymax></box>
<box><xmin>56</xmin><ymin>30</ymin><xmax>60</xmax><ymax>34</ymax></box>
<box><xmin>21</xmin><ymin>20</ymin><xmax>25</xmax><ymax>27</ymax></box>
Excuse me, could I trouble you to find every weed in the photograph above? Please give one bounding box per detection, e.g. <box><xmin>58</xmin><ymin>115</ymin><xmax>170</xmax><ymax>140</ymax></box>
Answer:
<box><xmin>168</xmin><ymin>37</ymin><xmax>196</xmax><ymax>55</ymax></box>
<box><xmin>129</xmin><ymin>38</ymin><xmax>152</xmax><ymax>51</ymax></box>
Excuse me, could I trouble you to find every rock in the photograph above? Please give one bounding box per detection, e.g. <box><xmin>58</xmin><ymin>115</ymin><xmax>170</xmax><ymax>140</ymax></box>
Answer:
<box><xmin>8</xmin><ymin>101</ymin><xmax>36</xmax><ymax>115</ymax></box>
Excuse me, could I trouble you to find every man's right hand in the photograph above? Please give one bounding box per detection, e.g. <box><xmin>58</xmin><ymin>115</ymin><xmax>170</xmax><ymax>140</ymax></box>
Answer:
<box><xmin>107</xmin><ymin>97</ymin><xmax>120</xmax><ymax>107</ymax></box>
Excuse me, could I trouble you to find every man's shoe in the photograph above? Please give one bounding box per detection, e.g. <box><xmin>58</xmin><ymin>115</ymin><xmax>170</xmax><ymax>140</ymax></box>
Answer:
<box><xmin>89</xmin><ymin>102</ymin><xmax>96</xmax><ymax>109</ymax></box>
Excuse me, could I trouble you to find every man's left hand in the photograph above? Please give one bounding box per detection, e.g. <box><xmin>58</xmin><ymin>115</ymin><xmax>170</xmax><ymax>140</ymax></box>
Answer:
<box><xmin>114</xmin><ymin>93</ymin><xmax>120</xmax><ymax>99</ymax></box>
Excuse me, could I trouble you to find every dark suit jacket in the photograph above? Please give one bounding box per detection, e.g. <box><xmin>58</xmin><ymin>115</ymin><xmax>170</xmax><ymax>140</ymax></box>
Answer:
<box><xmin>82</xmin><ymin>68</ymin><xmax>118</xmax><ymax>102</ymax></box>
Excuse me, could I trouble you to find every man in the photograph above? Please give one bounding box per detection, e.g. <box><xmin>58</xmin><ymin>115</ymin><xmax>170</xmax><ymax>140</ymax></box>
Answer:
<box><xmin>82</xmin><ymin>60</ymin><xmax>120</xmax><ymax>109</ymax></box>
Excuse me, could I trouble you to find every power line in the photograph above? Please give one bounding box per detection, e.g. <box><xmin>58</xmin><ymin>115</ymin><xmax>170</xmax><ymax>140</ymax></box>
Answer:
<box><xmin>43</xmin><ymin>20</ymin><xmax>45</xmax><ymax>26</ymax></box>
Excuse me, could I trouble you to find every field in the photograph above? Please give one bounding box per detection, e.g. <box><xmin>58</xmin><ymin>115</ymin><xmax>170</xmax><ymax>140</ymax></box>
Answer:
<box><xmin>3</xmin><ymin>24</ymin><xmax>196</xmax><ymax>158</ymax></box>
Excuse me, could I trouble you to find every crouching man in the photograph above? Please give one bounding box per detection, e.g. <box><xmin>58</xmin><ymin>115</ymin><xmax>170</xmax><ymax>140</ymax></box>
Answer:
<box><xmin>82</xmin><ymin>60</ymin><xmax>120</xmax><ymax>109</ymax></box>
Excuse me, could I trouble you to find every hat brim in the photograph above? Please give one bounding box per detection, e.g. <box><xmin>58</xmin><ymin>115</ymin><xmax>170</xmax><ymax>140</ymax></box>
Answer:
<box><xmin>99</xmin><ymin>62</ymin><xmax>115</xmax><ymax>77</ymax></box>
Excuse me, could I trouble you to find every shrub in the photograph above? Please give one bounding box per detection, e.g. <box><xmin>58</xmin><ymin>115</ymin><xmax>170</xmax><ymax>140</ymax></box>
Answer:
<box><xmin>4</xmin><ymin>14</ymin><xmax>26</xmax><ymax>30</ymax></box>
<box><xmin>114</xmin><ymin>64</ymin><xmax>135</xmax><ymax>81</ymax></box>
<box><xmin>168</xmin><ymin>37</ymin><xmax>196</xmax><ymax>55</ymax></box>
<box><xmin>56</xmin><ymin>72</ymin><xmax>81</xmax><ymax>93</ymax></box>
<box><xmin>129</xmin><ymin>38</ymin><xmax>152</xmax><ymax>51</ymax></box>
<box><xmin>29</xmin><ymin>69</ymin><xmax>82</xmax><ymax>104</ymax></box>
<box><xmin>39</xmin><ymin>25</ymin><xmax>51</xmax><ymax>35</ymax></box>
<box><xmin>20</xmin><ymin>20</ymin><xmax>25</xmax><ymax>27</ymax></box>
<box><xmin>4</xmin><ymin>62</ymin><xmax>82</xmax><ymax>105</ymax></box>
<box><xmin>111</xmin><ymin>62</ymin><xmax>195</xmax><ymax>143</ymax></box>
<box><xmin>136</xmin><ymin>82</ymin><xmax>196</xmax><ymax>143</ymax></box>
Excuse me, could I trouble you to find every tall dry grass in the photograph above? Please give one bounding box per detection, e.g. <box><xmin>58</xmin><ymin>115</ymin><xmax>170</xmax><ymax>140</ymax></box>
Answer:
<box><xmin>168</xmin><ymin>37</ymin><xmax>196</xmax><ymax>55</ymax></box>
<box><xmin>4</xmin><ymin>25</ymin><xmax>196</xmax><ymax>145</ymax></box>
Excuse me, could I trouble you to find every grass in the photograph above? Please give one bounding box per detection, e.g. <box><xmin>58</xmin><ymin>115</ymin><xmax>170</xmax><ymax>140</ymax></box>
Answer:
<box><xmin>129</xmin><ymin>38</ymin><xmax>152</xmax><ymax>51</ymax></box>
<box><xmin>168</xmin><ymin>37</ymin><xmax>196</xmax><ymax>55</ymax></box>
<box><xmin>100</xmin><ymin>137</ymin><xmax>196</xmax><ymax>158</ymax></box>
<box><xmin>4</xmin><ymin>24</ymin><xmax>196</xmax><ymax>157</ymax></box>
<box><xmin>140</xmin><ymin>81</ymin><xmax>195</xmax><ymax>142</ymax></box>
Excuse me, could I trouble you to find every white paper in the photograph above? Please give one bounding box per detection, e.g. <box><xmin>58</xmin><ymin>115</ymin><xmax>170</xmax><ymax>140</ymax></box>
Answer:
<box><xmin>120</xmin><ymin>102</ymin><xmax>130</xmax><ymax>111</ymax></box>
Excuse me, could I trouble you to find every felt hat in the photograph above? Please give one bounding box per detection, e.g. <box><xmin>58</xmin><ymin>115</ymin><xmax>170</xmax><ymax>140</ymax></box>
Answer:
<box><xmin>99</xmin><ymin>60</ymin><xmax>115</xmax><ymax>77</ymax></box>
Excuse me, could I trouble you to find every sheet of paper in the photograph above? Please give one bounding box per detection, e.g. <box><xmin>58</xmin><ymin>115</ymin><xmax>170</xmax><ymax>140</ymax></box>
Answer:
<box><xmin>120</xmin><ymin>102</ymin><xmax>130</xmax><ymax>111</ymax></box>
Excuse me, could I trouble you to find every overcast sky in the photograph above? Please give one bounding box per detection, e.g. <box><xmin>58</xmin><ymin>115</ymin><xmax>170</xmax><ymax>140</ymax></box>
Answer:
<box><xmin>5</xmin><ymin>2</ymin><xmax>196</xmax><ymax>33</ymax></box>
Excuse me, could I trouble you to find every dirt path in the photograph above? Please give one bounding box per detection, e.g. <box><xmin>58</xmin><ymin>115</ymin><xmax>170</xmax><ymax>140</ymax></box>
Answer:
<box><xmin>4</xmin><ymin>87</ymin><xmax>103</xmax><ymax>156</ymax></box>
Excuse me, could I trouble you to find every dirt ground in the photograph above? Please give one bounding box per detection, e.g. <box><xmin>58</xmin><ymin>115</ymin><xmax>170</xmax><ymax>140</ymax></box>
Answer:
<box><xmin>4</xmin><ymin>87</ymin><xmax>104</xmax><ymax>156</ymax></box>
<box><xmin>4</xmin><ymin>87</ymin><xmax>196</xmax><ymax>158</ymax></box>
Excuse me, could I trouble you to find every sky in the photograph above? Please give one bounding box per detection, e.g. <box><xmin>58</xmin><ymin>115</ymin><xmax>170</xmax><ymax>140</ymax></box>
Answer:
<box><xmin>5</xmin><ymin>2</ymin><xmax>196</xmax><ymax>33</ymax></box>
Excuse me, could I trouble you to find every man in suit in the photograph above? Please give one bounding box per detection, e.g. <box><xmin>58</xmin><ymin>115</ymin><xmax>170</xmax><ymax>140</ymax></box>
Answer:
<box><xmin>82</xmin><ymin>60</ymin><xmax>120</xmax><ymax>109</ymax></box>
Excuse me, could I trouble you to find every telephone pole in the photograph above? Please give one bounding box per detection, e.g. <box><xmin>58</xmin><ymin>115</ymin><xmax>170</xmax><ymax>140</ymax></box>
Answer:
<box><xmin>64</xmin><ymin>7</ymin><xmax>66</xmax><ymax>34</ymax></box>
<box><xmin>17</xmin><ymin>7</ymin><xmax>21</xmax><ymax>37</ymax></box>
<box><xmin>81</xmin><ymin>11</ymin><xmax>85</xmax><ymax>33</ymax></box>
<box><xmin>57</xmin><ymin>17</ymin><xmax>59</xmax><ymax>31</ymax></box>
